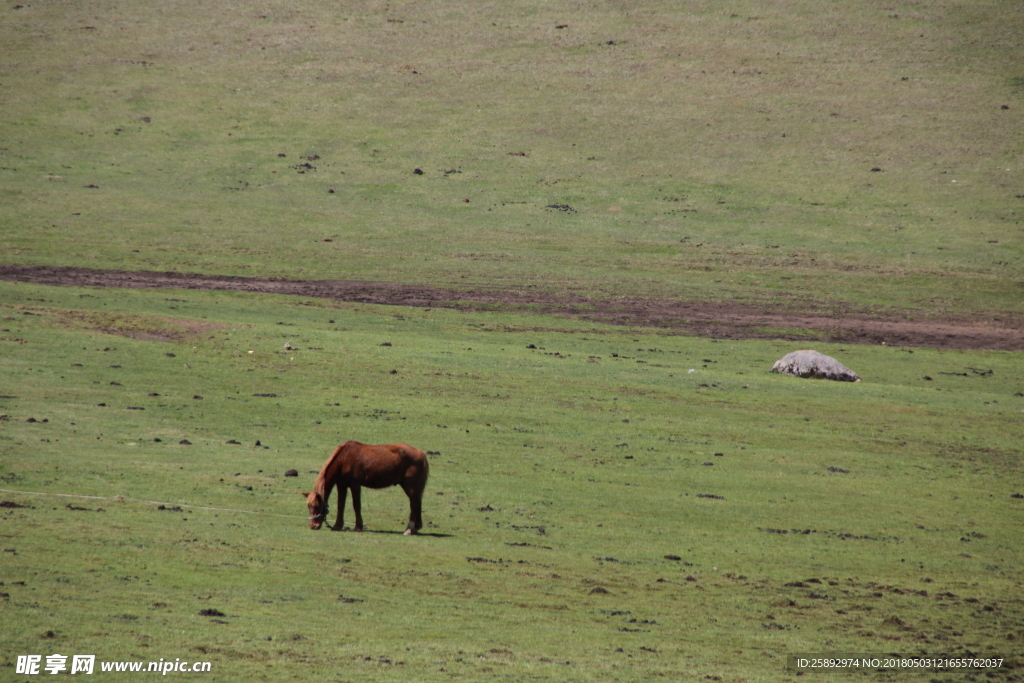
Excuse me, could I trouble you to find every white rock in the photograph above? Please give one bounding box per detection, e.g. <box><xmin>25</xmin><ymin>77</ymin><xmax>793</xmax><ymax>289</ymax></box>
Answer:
<box><xmin>771</xmin><ymin>350</ymin><xmax>860</xmax><ymax>382</ymax></box>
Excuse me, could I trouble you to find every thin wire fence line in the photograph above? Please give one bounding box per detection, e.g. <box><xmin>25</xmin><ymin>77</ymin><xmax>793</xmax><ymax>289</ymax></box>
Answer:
<box><xmin>0</xmin><ymin>487</ymin><xmax>308</xmax><ymax>520</ymax></box>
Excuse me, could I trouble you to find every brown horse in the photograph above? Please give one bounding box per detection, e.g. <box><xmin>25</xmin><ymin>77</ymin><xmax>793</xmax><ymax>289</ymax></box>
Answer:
<box><xmin>303</xmin><ymin>441</ymin><xmax>429</xmax><ymax>534</ymax></box>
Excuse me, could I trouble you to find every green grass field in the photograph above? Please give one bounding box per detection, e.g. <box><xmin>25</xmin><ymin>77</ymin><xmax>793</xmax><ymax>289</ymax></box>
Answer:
<box><xmin>2</xmin><ymin>282</ymin><xmax>1021</xmax><ymax>681</ymax></box>
<box><xmin>2</xmin><ymin>1</ymin><xmax>1023</xmax><ymax>681</ymax></box>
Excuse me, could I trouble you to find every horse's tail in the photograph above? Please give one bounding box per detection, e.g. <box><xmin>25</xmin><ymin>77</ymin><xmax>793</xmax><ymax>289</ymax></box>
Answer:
<box><xmin>417</xmin><ymin>447</ymin><xmax>430</xmax><ymax>488</ymax></box>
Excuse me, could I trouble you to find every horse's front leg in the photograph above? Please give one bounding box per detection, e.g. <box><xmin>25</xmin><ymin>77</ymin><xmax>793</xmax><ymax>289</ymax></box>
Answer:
<box><xmin>351</xmin><ymin>485</ymin><xmax>364</xmax><ymax>531</ymax></box>
<box><xmin>332</xmin><ymin>485</ymin><xmax>347</xmax><ymax>531</ymax></box>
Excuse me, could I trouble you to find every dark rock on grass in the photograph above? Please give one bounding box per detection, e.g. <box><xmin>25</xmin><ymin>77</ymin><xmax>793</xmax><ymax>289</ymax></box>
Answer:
<box><xmin>664</xmin><ymin>554</ymin><xmax>682</xmax><ymax>561</ymax></box>
<box><xmin>157</xmin><ymin>505</ymin><xmax>183</xmax><ymax>512</ymax></box>
<box><xmin>1</xmin><ymin>501</ymin><xmax>31</xmax><ymax>508</ymax></box>
<box><xmin>589</xmin><ymin>586</ymin><xmax>610</xmax><ymax>595</ymax></box>
<box><xmin>827</xmin><ymin>466</ymin><xmax>851</xmax><ymax>473</ymax></box>
<box><xmin>771</xmin><ymin>349</ymin><xmax>860</xmax><ymax>382</ymax></box>
<box><xmin>198</xmin><ymin>609</ymin><xmax>225</xmax><ymax>617</ymax></box>
<box><xmin>284</xmin><ymin>469</ymin><xmax>298</xmax><ymax>477</ymax></box>
<box><xmin>179</xmin><ymin>439</ymin><xmax>192</xmax><ymax>445</ymax></box>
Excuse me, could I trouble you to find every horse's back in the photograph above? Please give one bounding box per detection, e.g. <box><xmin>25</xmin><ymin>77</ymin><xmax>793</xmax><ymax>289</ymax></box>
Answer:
<box><xmin>333</xmin><ymin>441</ymin><xmax>427</xmax><ymax>488</ymax></box>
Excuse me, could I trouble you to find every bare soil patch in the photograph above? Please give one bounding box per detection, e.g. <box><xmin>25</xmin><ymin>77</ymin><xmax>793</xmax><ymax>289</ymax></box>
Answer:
<box><xmin>1</xmin><ymin>265</ymin><xmax>1021</xmax><ymax>350</ymax></box>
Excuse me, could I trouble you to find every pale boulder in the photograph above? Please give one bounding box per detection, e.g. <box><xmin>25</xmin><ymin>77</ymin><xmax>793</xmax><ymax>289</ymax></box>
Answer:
<box><xmin>771</xmin><ymin>350</ymin><xmax>860</xmax><ymax>382</ymax></box>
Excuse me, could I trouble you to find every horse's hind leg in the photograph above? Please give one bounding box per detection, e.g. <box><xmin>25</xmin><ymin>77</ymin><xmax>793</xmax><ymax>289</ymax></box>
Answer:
<box><xmin>332</xmin><ymin>485</ymin><xmax>347</xmax><ymax>531</ymax></box>
<box><xmin>351</xmin><ymin>485</ymin><xmax>364</xmax><ymax>531</ymax></box>
<box><xmin>402</xmin><ymin>483</ymin><xmax>423</xmax><ymax>535</ymax></box>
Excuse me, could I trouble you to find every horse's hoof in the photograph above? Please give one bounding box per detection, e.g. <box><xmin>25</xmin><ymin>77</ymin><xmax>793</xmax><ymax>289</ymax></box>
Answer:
<box><xmin>403</xmin><ymin>528</ymin><xmax>413</xmax><ymax>536</ymax></box>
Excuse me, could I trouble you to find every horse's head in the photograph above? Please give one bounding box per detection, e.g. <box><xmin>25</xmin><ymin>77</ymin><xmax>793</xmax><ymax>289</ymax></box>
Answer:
<box><xmin>302</xmin><ymin>491</ymin><xmax>329</xmax><ymax>530</ymax></box>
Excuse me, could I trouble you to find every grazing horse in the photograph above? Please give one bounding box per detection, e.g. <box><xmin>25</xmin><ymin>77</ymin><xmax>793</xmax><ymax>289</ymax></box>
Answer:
<box><xmin>303</xmin><ymin>441</ymin><xmax>428</xmax><ymax>535</ymax></box>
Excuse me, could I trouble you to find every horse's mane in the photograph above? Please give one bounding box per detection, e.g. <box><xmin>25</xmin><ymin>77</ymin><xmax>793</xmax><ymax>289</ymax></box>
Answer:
<box><xmin>313</xmin><ymin>441</ymin><xmax>355</xmax><ymax>497</ymax></box>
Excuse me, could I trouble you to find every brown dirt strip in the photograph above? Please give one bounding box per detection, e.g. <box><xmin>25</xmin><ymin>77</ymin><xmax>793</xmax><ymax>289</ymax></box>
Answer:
<box><xmin>1</xmin><ymin>265</ymin><xmax>1021</xmax><ymax>350</ymax></box>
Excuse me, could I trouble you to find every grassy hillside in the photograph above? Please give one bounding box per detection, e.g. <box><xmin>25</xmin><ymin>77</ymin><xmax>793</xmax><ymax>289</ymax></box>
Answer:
<box><xmin>1</xmin><ymin>281</ymin><xmax>1021</xmax><ymax>681</ymax></box>
<box><xmin>2</xmin><ymin>0</ymin><xmax>1023</xmax><ymax>318</ymax></box>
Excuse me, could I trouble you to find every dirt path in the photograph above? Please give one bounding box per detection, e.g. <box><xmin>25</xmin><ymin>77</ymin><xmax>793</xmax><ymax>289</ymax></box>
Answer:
<box><xmin>1</xmin><ymin>264</ymin><xmax>1021</xmax><ymax>350</ymax></box>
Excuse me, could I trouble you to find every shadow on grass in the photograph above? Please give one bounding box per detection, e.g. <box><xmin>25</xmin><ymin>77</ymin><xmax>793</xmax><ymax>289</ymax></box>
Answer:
<box><xmin>328</xmin><ymin>527</ymin><xmax>454</xmax><ymax>538</ymax></box>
